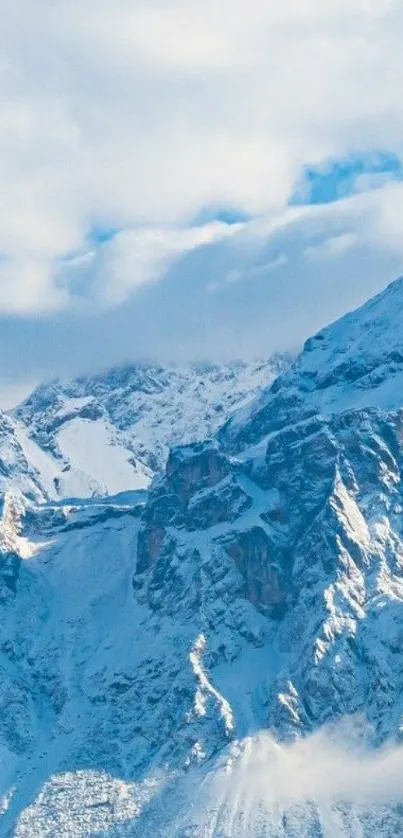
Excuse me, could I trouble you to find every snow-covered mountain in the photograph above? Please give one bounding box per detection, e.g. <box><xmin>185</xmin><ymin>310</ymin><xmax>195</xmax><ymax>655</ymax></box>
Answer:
<box><xmin>221</xmin><ymin>274</ymin><xmax>403</xmax><ymax>451</ymax></box>
<box><xmin>2</xmin><ymin>280</ymin><xmax>403</xmax><ymax>835</ymax></box>
<box><xmin>11</xmin><ymin>358</ymin><xmax>290</xmax><ymax>499</ymax></box>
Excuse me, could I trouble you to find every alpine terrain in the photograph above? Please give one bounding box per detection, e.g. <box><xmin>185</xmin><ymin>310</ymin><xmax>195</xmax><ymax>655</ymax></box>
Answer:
<box><xmin>1</xmin><ymin>280</ymin><xmax>403</xmax><ymax>835</ymax></box>
<box><xmin>10</xmin><ymin>358</ymin><xmax>290</xmax><ymax>500</ymax></box>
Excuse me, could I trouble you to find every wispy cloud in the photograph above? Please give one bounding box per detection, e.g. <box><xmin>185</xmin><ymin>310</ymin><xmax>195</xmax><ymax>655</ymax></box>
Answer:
<box><xmin>75</xmin><ymin>222</ymin><xmax>239</xmax><ymax>307</ymax></box>
<box><xmin>189</xmin><ymin>725</ymin><xmax>403</xmax><ymax>835</ymax></box>
<box><xmin>1</xmin><ymin>182</ymin><xmax>403</xmax><ymax>403</ymax></box>
<box><xmin>56</xmin><ymin>183</ymin><xmax>403</xmax><ymax>310</ymax></box>
<box><xmin>215</xmin><ymin>727</ymin><xmax>403</xmax><ymax>808</ymax></box>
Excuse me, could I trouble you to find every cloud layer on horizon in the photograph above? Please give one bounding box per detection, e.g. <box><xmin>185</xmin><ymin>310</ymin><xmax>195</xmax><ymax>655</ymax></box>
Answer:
<box><xmin>1</xmin><ymin>182</ymin><xmax>403</xmax><ymax>407</ymax></box>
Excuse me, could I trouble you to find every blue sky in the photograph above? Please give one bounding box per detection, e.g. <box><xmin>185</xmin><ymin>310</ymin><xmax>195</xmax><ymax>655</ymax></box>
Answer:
<box><xmin>291</xmin><ymin>151</ymin><xmax>403</xmax><ymax>205</ymax></box>
<box><xmin>1</xmin><ymin>1</ymin><xmax>403</xmax><ymax>405</ymax></box>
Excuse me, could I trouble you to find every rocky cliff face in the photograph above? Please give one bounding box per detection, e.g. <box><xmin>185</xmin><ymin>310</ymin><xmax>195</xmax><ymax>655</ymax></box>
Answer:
<box><xmin>135</xmin><ymin>403</ymin><xmax>403</xmax><ymax>746</ymax></box>
<box><xmin>2</xmin><ymin>283</ymin><xmax>403</xmax><ymax>834</ymax></box>
<box><xmin>127</xmin><ymin>277</ymin><xmax>403</xmax><ymax>833</ymax></box>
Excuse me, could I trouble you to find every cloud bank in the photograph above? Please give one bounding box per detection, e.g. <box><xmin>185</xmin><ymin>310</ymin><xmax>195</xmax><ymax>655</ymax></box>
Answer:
<box><xmin>1</xmin><ymin>0</ymin><xmax>403</xmax><ymax>316</ymax></box>
<box><xmin>1</xmin><ymin>182</ymin><xmax>403</xmax><ymax>407</ymax></box>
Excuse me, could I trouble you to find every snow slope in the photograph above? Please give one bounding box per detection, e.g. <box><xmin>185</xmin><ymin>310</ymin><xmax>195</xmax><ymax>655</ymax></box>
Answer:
<box><xmin>12</xmin><ymin>358</ymin><xmax>291</xmax><ymax>499</ymax></box>
<box><xmin>0</xmin><ymin>413</ymin><xmax>59</xmax><ymax>503</ymax></box>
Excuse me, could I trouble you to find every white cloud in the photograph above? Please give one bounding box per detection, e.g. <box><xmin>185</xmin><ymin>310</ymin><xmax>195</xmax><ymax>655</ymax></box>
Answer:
<box><xmin>82</xmin><ymin>222</ymin><xmax>239</xmax><ymax>306</ymax></box>
<box><xmin>57</xmin><ymin>183</ymin><xmax>403</xmax><ymax>311</ymax></box>
<box><xmin>205</xmin><ymin>726</ymin><xmax>403</xmax><ymax>828</ymax></box>
<box><xmin>1</xmin><ymin>184</ymin><xmax>403</xmax><ymax>400</ymax></box>
<box><xmin>0</xmin><ymin>0</ymin><xmax>402</xmax><ymax>314</ymax></box>
<box><xmin>304</xmin><ymin>232</ymin><xmax>358</xmax><ymax>260</ymax></box>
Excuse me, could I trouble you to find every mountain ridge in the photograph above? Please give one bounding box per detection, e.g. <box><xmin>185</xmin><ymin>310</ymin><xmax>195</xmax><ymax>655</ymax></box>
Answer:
<box><xmin>1</xmin><ymin>281</ymin><xmax>403</xmax><ymax>834</ymax></box>
<box><xmin>221</xmin><ymin>275</ymin><xmax>403</xmax><ymax>454</ymax></box>
<box><xmin>10</xmin><ymin>356</ymin><xmax>291</xmax><ymax>501</ymax></box>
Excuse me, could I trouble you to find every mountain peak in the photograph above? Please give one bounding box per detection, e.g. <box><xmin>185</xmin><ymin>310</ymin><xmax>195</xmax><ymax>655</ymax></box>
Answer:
<box><xmin>294</xmin><ymin>273</ymin><xmax>403</xmax><ymax>411</ymax></box>
<box><xmin>223</xmin><ymin>276</ymin><xmax>403</xmax><ymax>453</ymax></box>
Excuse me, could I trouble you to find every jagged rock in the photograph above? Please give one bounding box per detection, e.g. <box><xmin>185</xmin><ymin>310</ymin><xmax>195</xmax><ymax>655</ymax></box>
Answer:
<box><xmin>221</xmin><ymin>526</ymin><xmax>288</xmax><ymax>617</ymax></box>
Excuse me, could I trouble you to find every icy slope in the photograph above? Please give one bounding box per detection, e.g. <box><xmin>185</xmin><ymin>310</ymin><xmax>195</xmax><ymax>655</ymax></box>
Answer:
<box><xmin>12</xmin><ymin>358</ymin><xmax>290</xmax><ymax>499</ymax></box>
<box><xmin>0</xmin><ymin>412</ymin><xmax>59</xmax><ymax>503</ymax></box>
